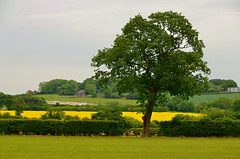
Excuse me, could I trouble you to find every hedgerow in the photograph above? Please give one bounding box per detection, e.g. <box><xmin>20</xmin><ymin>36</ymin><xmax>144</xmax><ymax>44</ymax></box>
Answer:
<box><xmin>159</xmin><ymin>120</ymin><xmax>240</xmax><ymax>137</ymax></box>
<box><xmin>0</xmin><ymin>119</ymin><xmax>129</xmax><ymax>136</ymax></box>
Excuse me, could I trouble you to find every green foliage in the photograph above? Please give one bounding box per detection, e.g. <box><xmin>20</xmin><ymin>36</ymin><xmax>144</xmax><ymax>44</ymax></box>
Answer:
<box><xmin>206</xmin><ymin>79</ymin><xmax>238</xmax><ymax>93</ymax></box>
<box><xmin>0</xmin><ymin>93</ymin><xmax>48</xmax><ymax>111</ymax></box>
<box><xmin>92</xmin><ymin>11</ymin><xmax>210</xmax><ymax>109</ymax></box>
<box><xmin>111</xmin><ymin>92</ymin><xmax>121</xmax><ymax>99</ymax></box>
<box><xmin>91</xmin><ymin>92</ymin><xmax>97</xmax><ymax>98</ymax></box>
<box><xmin>159</xmin><ymin>120</ymin><xmax>240</xmax><ymax>137</ymax></box>
<box><xmin>103</xmin><ymin>86</ymin><xmax>112</xmax><ymax>98</ymax></box>
<box><xmin>125</xmin><ymin>92</ymin><xmax>138</xmax><ymax>100</ymax></box>
<box><xmin>177</xmin><ymin>101</ymin><xmax>195</xmax><ymax>112</ymax></box>
<box><xmin>166</xmin><ymin>97</ymin><xmax>182</xmax><ymax>111</ymax></box>
<box><xmin>124</xmin><ymin>116</ymin><xmax>143</xmax><ymax>128</ymax></box>
<box><xmin>91</xmin><ymin>11</ymin><xmax>210</xmax><ymax>136</ymax></box>
<box><xmin>60</xmin><ymin>80</ymin><xmax>79</xmax><ymax>95</ymax></box>
<box><xmin>40</xmin><ymin>110</ymin><xmax>80</xmax><ymax>120</ymax></box>
<box><xmin>203</xmin><ymin>108</ymin><xmax>232</xmax><ymax>120</ymax></box>
<box><xmin>63</xmin><ymin>115</ymin><xmax>80</xmax><ymax>120</ymax></box>
<box><xmin>207</xmin><ymin>87</ymin><xmax>221</xmax><ymax>93</ymax></box>
<box><xmin>79</xmin><ymin>78</ymin><xmax>98</xmax><ymax>89</ymax></box>
<box><xmin>150</xmin><ymin>120</ymin><xmax>159</xmax><ymax>128</ymax></box>
<box><xmin>12</xmin><ymin>97</ymin><xmax>26</xmax><ymax>116</ymax></box>
<box><xmin>91</xmin><ymin>106</ymin><xmax>123</xmax><ymax>121</ymax></box>
<box><xmin>231</xmin><ymin>112</ymin><xmax>240</xmax><ymax>120</ymax></box>
<box><xmin>39</xmin><ymin>79</ymin><xmax>68</xmax><ymax>94</ymax></box>
<box><xmin>153</xmin><ymin>106</ymin><xmax>170</xmax><ymax>112</ymax></box>
<box><xmin>19</xmin><ymin>94</ymin><xmax>47</xmax><ymax>106</ymax></box>
<box><xmin>0</xmin><ymin>92</ymin><xmax>13</xmax><ymax>109</ymax></box>
<box><xmin>0</xmin><ymin>119</ymin><xmax>128</xmax><ymax>136</ymax></box>
<box><xmin>40</xmin><ymin>110</ymin><xmax>66</xmax><ymax>120</ymax></box>
<box><xmin>79</xmin><ymin>78</ymin><xmax>119</xmax><ymax>97</ymax></box>
<box><xmin>212</xmin><ymin>97</ymin><xmax>232</xmax><ymax>109</ymax></box>
<box><xmin>55</xmin><ymin>102</ymin><xmax>60</xmax><ymax>106</ymax></box>
<box><xmin>39</xmin><ymin>79</ymin><xmax>79</xmax><ymax>95</ymax></box>
<box><xmin>233</xmin><ymin>99</ymin><xmax>240</xmax><ymax>112</ymax></box>
<box><xmin>221</xmin><ymin>80</ymin><xmax>238</xmax><ymax>90</ymax></box>
<box><xmin>0</xmin><ymin>112</ymin><xmax>22</xmax><ymax>119</ymax></box>
<box><xmin>209</xmin><ymin>79</ymin><xmax>224</xmax><ymax>86</ymax></box>
<box><xmin>84</xmin><ymin>83</ymin><xmax>97</xmax><ymax>96</ymax></box>
<box><xmin>165</xmin><ymin>96</ymin><xmax>194</xmax><ymax>112</ymax></box>
<box><xmin>172</xmin><ymin>114</ymin><xmax>201</xmax><ymax>122</ymax></box>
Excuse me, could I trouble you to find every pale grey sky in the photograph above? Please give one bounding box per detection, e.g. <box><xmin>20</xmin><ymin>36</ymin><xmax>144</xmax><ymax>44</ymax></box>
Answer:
<box><xmin>0</xmin><ymin>0</ymin><xmax>239</xmax><ymax>94</ymax></box>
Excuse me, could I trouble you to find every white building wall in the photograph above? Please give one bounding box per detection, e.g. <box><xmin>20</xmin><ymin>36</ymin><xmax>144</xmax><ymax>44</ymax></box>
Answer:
<box><xmin>228</xmin><ymin>87</ymin><xmax>240</xmax><ymax>92</ymax></box>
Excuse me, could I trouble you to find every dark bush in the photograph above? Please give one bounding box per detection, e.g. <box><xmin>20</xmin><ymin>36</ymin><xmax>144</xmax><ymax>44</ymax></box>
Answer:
<box><xmin>0</xmin><ymin>119</ymin><xmax>129</xmax><ymax>136</ymax></box>
<box><xmin>159</xmin><ymin>121</ymin><xmax>240</xmax><ymax>137</ymax></box>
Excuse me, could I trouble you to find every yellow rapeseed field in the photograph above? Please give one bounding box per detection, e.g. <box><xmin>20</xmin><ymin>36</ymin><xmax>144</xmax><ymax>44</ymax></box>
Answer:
<box><xmin>0</xmin><ymin>111</ymin><xmax>202</xmax><ymax>121</ymax></box>
<box><xmin>123</xmin><ymin>112</ymin><xmax>202</xmax><ymax>121</ymax></box>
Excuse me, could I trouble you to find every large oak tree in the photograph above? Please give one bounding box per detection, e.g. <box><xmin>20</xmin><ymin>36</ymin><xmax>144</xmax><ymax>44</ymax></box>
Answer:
<box><xmin>91</xmin><ymin>11</ymin><xmax>210</xmax><ymax>137</ymax></box>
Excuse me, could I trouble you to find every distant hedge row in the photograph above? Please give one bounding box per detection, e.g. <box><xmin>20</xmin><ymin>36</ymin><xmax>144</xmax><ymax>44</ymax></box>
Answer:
<box><xmin>159</xmin><ymin>121</ymin><xmax>240</xmax><ymax>137</ymax></box>
<box><xmin>0</xmin><ymin>119</ymin><xmax>128</xmax><ymax>136</ymax></box>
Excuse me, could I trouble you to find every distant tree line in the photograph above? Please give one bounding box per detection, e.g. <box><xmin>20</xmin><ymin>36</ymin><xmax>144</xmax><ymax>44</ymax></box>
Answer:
<box><xmin>39</xmin><ymin>79</ymin><xmax>79</xmax><ymax>95</ymax></box>
<box><xmin>206</xmin><ymin>79</ymin><xmax>238</xmax><ymax>93</ymax></box>
<box><xmin>155</xmin><ymin>95</ymin><xmax>240</xmax><ymax>114</ymax></box>
<box><xmin>38</xmin><ymin>78</ymin><xmax>239</xmax><ymax>99</ymax></box>
<box><xmin>38</xmin><ymin>78</ymin><xmax>138</xmax><ymax>99</ymax></box>
<box><xmin>0</xmin><ymin>92</ymin><xmax>48</xmax><ymax>113</ymax></box>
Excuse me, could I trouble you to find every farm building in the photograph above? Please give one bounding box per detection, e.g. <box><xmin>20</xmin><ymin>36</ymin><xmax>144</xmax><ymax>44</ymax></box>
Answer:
<box><xmin>74</xmin><ymin>89</ymin><xmax>87</xmax><ymax>97</ymax></box>
<box><xmin>26</xmin><ymin>90</ymin><xmax>38</xmax><ymax>95</ymax></box>
<box><xmin>227</xmin><ymin>87</ymin><xmax>240</xmax><ymax>93</ymax></box>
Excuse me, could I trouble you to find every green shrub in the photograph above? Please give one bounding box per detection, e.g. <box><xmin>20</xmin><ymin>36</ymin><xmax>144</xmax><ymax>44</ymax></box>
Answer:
<box><xmin>203</xmin><ymin>108</ymin><xmax>231</xmax><ymax>120</ymax></box>
<box><xmin>159</xmin><ymin>121</ymin><xmax>240</xmax><ymax>137</ymax></box>
<box><xmin>91</xmin><ymin>106</ymin><xmax>123</xmax><ymax>121</ymax></box>
<box><xmin>233</xmin><ymin>99</ymin><xmax>240</xmax><ymax>112</ymax></box>
<box><xmin>177</xmin><ymin>101</ymin><xmax>194</xmax><ymax>112</ymax></box>
<box><xmin>124</xmin><ymin>116</ymin><xmax>142</xmax><ymax>128</ymax></box>
<box><xmin>0</xmin><ymin>119</ymin><xmax>129</xmax><ymax>136</ymax></box>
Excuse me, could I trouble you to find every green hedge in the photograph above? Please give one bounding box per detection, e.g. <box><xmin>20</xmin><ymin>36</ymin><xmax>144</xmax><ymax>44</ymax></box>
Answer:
<box><xmin>159</xmin><ymin>121</ymin><xmax>240</xmax><ymax>137</ymax></box>
<box><xmin>0</xmin><ymin>119</ymin><xmax>128</xmax><ymax>136</ymax></box>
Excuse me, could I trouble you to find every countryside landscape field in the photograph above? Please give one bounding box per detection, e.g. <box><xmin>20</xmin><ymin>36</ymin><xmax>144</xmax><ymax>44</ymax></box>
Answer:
<box><xmin>1</xmin><ymin>1</ymin><xmax>240</xmax><ymax>158</ymax></box>
<box><xmin>35</xmin><ymin>93</ymin><xmax>240</xmax><ymax>105</ymax></box>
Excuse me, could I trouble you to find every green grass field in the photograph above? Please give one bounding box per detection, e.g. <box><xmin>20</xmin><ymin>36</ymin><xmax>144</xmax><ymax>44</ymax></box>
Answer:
<box><xmin>35</xmin><ymin>93</ymin><xmax>240</xmax><ymax>105</ymax></box>
<box><xmin>0</xmin><ymin>136</ymin><xmax>239</xmax><ymax>159</ymax></box>
<box><xmin>35</xmin><ymin>94</ymin><xmax>138</xmax><ymax>105</ymax></box>
<box><xmin>189</xmin><ymin>93</ymin><xmax>240</xmax><ymax>104</ymax></box>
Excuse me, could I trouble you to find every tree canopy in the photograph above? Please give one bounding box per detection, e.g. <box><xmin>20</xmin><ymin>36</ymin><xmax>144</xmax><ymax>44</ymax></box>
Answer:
<box><xmin>207</xmin><ymin>79</ymin><xmax>238</xmax><ymax>92</ymax></box>
<box><xmin>0</xmin><ymin>92</ymin><xmax>47</xmax><ymax>111</ymax></box>
<box><xmin>91</xmin><ymin>11</ymin><xmax>210</xmax><ymax>137</ymax></box>
<box><xmin>39</xmin><ymin>79</ymin><xmax>79</xmax><ymax>95</ymax></box>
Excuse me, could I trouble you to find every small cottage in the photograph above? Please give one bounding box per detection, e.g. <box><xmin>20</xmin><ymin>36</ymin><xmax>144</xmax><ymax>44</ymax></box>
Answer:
<box><xmin>26</xmin><ymin>90</ymin><xmax>34</xmax><ymax>95</ymax></box>
<box><xmin>74</xmin><ymin>89</ymin><xmax>87</xmax><ymax>97</ymax></box>
<box><xmin>26</xmin><ymin>90</ymin><xmax>38</xmax><ymax>95</ymax></box>
<box><xmin>228</xmin><ymin>87</ymin><xmax>240</xmax><ymax>93</ymax></box>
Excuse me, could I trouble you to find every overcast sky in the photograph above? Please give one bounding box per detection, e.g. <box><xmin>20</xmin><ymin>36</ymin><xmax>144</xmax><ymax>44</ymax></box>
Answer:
<box><xmin>0</xmin><ymin>0</ymin><xmax>239</xmax><ymax>95</ymax></box>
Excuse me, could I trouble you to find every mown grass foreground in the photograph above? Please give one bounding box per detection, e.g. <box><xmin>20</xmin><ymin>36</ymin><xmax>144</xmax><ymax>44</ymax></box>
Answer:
<box><xmin>0</xmin><ymin>136</ymin><xmax>239</xmax><ymax>159</ymax></box>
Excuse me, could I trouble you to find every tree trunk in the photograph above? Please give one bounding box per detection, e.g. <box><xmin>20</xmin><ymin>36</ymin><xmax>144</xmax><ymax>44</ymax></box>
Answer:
<box><xmin>142</xmin><ymin>107</ymin><xmax>153</xmax><ymax>137</ymax></box>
